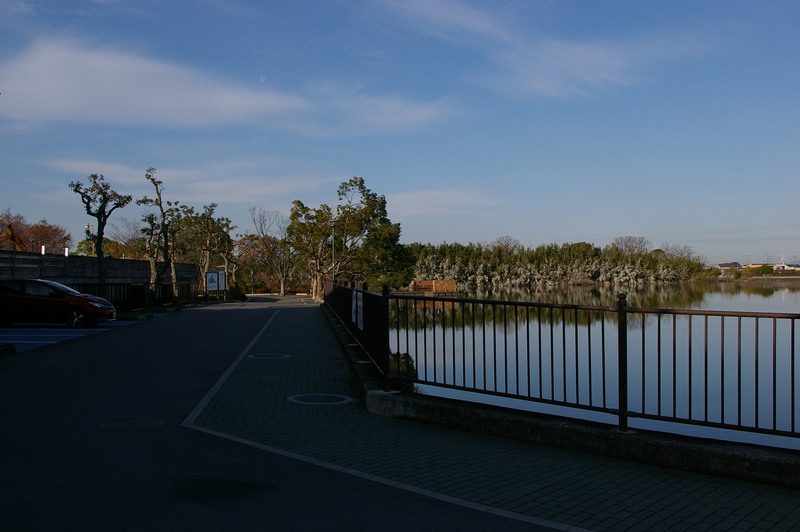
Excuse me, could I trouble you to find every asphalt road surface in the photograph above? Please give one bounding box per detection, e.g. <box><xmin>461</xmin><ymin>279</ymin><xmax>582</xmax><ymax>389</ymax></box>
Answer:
<box><xmin>0</xmin><ymin>320</ymin><xmax>130</xmax><ymax>352</ymax></box>
<box><xmin>0</xmin><ymin>298</ymin><xmax>551</xmax><ymax>532</ymax></box>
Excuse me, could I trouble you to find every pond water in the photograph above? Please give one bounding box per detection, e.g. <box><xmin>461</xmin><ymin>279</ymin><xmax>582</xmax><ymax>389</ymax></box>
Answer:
<box><xmin>466</xmin><ymin>279</ymin><xmax>800</xmax><ymax>314</ymax></box>
<box><xmin>391</xmin><ymin>280</ymin><xmax>800</xmax><ymax>450</ymax></box>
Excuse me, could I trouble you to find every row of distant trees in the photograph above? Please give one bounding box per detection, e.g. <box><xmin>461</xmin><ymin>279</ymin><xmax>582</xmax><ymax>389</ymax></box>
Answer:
<box><xmin>410</xmin><ymin>236</ymin><xmax>710</xmax><ymax>290</ymax></box>
<box><xmin>3</xmin><ymin>171</ymin><xmax>713</xmax><ymax>299</ymax></box>
<box><xmin>64</xmin><ymin>169</ymin><xmax>241</xmax><ymax>291</ymax></box>
<box><xmin>2</xmin><ymin>171</ymin><xmax>241</xmax><ymax>292</ymax></box>
<box><xmin>2</xmin><ymin>172</ymin><xmax>412</xmax><ymax>299</ymax></box>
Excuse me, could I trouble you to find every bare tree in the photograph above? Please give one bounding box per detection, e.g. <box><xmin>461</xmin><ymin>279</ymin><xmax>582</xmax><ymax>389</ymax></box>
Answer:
<box><xmin>137</xmin><ymin>168</ymin><xmax>183</xmax><ymax>284</ymax></box>
<box><xmin>69</xmin><ymin>174</ymin><xmax>132</xmax><ymax>283</ymax></box>
<box><xmin>489</xmin><ymin>235</ymin><xmax>522</xmax><ymax>252</ymax></box>
<box><xmin>108</xmin><ymin>217</ymin><xmax>148</xmax><ymax>259</ymax></box>
<box><xmin>611</xmin><ymin>235</ymin><xmax>652</xmax><ymax>255</ymax></box>
<box><xmin>249</xmin><ymin>205</ymin><xmax>295</xmax><ymax>296</ymax></box>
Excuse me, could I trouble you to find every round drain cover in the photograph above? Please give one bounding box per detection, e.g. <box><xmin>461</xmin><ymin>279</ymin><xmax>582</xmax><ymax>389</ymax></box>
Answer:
<box><xmin>98</xmin><ymin>418</ymin><xmax>165</xmax><ymax>431</ymax></box>
<box><xmin>248</xmin><ymin>353</ymin><xmax>291</xmax><ymax>359</ymax></box>
<box><xmin>286</xmin><ymin>394</ymin><xmax>353</xmax><ymax>405</ymax></box>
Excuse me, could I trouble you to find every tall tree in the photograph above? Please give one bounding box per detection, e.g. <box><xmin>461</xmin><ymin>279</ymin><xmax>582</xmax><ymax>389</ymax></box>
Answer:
<box><xmin>287</xmin><ymin>177</ymin><xmax>409</xmax><ymax>301</ymax></box>
<box><xmin>108</xmin><ymin>217</ymin><xmax>148</xmax><ymax>260</ymax></box>
<box><xmin>332</xmin><ymin>177</ymin><xmax>410</xmax><ymax>287</ymax></box>
<box><xmin>182</xmin><ymin>203</ymin><xmax>237</xmax><ymax>292</ymax></box>
<box><xmin>68</xmin><ymin>174</ymin><xmax>132</xmax><ymax>283</ymax></box>
<box><xmin>248</xmin><ymin>205</ymin><xmax>295</xmax><ymax>296</ymax></box>
<box><xmin>610</xmin><ymin>236</ymin><xmax>652</xmax><ymax>255</ymax></box>
<box><xmin>137</xmin><ymin>168</ymin><xmax>182</xmax><ymax>284</ymax></box>
<box><xmin>286</xmin><ymin>201</ymin><xmax>334</xmax><ymax>301</ymax></box>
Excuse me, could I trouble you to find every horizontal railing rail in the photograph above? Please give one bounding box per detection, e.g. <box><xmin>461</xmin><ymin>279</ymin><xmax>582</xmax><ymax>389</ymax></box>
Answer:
<box><xmin>324</xmin><ymin>280</ymin><xmax>799</xmax><ymax>446</ymax></box>
<box><xmin>389</xmin><ymin>293</ymin><xmax>622</xmax><ymax>420</ymax></box>
<box><xmin>324</xmin><ymin>280</ymin><xmax>391</xmax><ymax>382</ymax></box>
<box><xmin>72</xmin><ymin>282</ymin><xmax>198</xmax><ymax>311</ymax></box>
<box><xmin>622</xmin><ymin>304</ymin><xmax>798</xmax><ymax>439</ymax></box>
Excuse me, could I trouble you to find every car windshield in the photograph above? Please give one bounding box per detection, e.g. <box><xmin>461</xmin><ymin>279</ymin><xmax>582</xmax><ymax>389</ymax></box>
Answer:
<box><xmin>40</xmin><ymin>280</ymin><xmax>82</xmax><ymax>295</ymax></box>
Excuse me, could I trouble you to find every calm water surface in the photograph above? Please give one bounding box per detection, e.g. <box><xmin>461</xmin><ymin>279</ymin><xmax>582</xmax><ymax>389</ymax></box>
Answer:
<box><xmin>467</xmin><ymin>280</ymin><xmax>800</xmax><ymax>313</ymax></box>
<box><xmin>394</xmin><ymin>280</ymin><xmax>800</xmax><ymax>449</ymax></box>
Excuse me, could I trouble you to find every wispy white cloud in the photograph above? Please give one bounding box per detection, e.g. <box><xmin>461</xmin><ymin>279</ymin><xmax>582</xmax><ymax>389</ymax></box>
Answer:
<box><xmin>377</xmin><ymin>0</ymin><xmax>695</xmax><ymax>98</ymax></box>
<box><xmin>1</xmin><ymin>0</ymin><xmax>35</xmax><ymax>15</ymax></box>
<box><xmin>484</xmin><ymin>39</ymin><xmax>635</xmax><ymax>98</ymax></box>
<box><xmin>376</xmin><ymin>0</ymin><xmax>511</xmax><ymax>44</ymax></box>
<box><xmin>294</xmin><ymin>81</ymin><xmax>457</xmax><ymax>136</ymax></box>
<box><xmin>0</xmin><ymin>39</ymin><xmax>307</xmax><ymax>127</ymax></box>
<box><xmin>0</xmin><ymin>39</ymin><xmax>456</xmax><ymax>134</ymax></box>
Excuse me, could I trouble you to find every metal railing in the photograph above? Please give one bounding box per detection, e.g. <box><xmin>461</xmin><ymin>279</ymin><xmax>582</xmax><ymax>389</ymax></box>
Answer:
<box><xmin>72</xmin><ymin>282</ymin><xmax>198</xmax><ymax>311</ymax></box>
<box><xmin>324</xmin><ymin>281</ymin><xmax>800</xmax><ymax>445</ymax></box>
<box><xmin>324</xmin><ymin>280</ymin><xmax>391</xmax><ymax>378</ymax></box>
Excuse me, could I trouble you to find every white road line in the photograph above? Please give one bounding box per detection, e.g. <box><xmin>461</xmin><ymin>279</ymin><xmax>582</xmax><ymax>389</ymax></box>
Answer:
<box><xmin>181</xmin><ymin>308</ymin><xmax>282</xmax><ymax>427</ymax></box>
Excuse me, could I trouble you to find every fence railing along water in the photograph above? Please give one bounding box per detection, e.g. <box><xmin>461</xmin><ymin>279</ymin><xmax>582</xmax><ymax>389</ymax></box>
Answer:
<box><xmin>324</xmin><ymin>280</ymin><xmax>800</xmax><ymax>448</ymax></box>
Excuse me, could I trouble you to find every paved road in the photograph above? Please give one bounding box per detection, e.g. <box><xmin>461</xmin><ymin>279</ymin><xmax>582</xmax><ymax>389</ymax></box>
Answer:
<box><xmin>3</xmin><ymin>296</ymin><xmax>800</xmax><ymax>531</ymax></box>
<box><xmin>0</xmin><ymin>297</ymin><xmax>552</xmax><ymax>532</ymax></box>
<box><xmin>0</xmin><ymin>320</ymin><xmax>132</xmax><ymax>352</ymax></box>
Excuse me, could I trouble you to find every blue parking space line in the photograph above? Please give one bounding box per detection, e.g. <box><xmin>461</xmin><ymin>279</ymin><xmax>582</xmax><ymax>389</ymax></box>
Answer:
<box><xmin>0</xmin><ymin>325</ymin><xmax>119</xmax><ymax>353</ymax></box>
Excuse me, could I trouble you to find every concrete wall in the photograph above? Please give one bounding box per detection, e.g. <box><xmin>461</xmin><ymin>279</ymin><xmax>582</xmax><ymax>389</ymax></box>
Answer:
<box><xmin>0</xmin><ymin>250</ymin><xmax>197</xmax><ymax>285</ymax></box>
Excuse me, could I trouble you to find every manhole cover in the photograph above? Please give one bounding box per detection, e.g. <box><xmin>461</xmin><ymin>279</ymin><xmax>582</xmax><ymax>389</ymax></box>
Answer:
<box><xmin>286</xmin><ymin>394</ymin><xmax>353</xmax><ymax>405</ymax></box>
<box><xmin>98</xmin><ymin>418</ymin><xmax>165</xmax><ymax>431</ymax></box>
<box><xmin>248</xmin><ymin>354</ymin><xmax>291</xmax><ymax>359</ymax></box>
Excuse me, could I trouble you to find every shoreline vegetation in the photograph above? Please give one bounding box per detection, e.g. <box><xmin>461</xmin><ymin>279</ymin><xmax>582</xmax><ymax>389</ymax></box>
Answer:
<box><xmin>409</xmin><ymin>238</ymin><xmax>712</xmax><ymax>290</ymax></box>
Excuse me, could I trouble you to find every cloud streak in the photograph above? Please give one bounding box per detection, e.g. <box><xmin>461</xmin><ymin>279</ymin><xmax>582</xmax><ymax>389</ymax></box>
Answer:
<box><xmin>0</xmin><ymin>39</ymin><xmax>455</xmax><ymax>133</ymax></box>
<box><xmin>377</xmin><ymin>0</ymin><xmax>694</xmax><ymax>98</ymax></box>
<box><xmin>293</xmin><ymin>81</ymin><xmax>456</xmax><ymax>136</ymax></box>
<box><xmin>0</xmin><ymin>39</ymin><xmax>308</xmax><ymax>127</ymax></box>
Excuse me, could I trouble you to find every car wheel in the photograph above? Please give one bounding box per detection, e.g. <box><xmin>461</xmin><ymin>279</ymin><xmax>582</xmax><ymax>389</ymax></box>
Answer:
<box><xmin>66</xmin><ymin>309</ymin><xmax>88</xmax><ymax>328</ymax></box>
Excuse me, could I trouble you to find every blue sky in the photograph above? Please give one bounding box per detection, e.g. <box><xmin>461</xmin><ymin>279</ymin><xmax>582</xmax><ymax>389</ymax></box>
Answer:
<box><xmin>1</xmin><ymin>0</ymin><xmax>798</xmax><ymax>265</ymax></box>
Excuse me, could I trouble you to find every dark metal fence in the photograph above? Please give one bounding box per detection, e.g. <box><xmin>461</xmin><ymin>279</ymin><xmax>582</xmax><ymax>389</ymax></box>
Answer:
<box><xmin>324</xmin><ymin>280</ymin><xmax>391</xmax><ymax>379</ymax></box>
<box><xmin>324</xmin><ymin>280</ymin><xmax>800</xmax><ymax>445</ymax></box>
<box><xmin>72</xmin><ymin>282</ymin><xmax>198</xmax><ymax>311</ymax></box>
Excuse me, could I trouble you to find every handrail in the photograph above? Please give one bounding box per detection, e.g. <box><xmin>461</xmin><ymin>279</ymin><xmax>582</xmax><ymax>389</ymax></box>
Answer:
<box><xmin>324</xmin><ymin>280</ymin><xmax>800</xmax><ymax>447</ymax></box>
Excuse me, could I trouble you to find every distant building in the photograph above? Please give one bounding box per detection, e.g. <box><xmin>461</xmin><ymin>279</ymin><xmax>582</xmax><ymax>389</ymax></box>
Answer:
<box><xmin>718</xmin><ymin>262</ymin><xmax>742</xmax><ymax>270</ymax></box>
<box><xmin>769</xmin><ymin>256</ymin><xmax>800</xmax><ymax>271</ymax></box>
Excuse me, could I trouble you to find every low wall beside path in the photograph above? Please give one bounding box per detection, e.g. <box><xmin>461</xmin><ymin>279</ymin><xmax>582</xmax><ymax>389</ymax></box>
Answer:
<box><xmin>0</xmin><ymin>250</ymin><xmax>197</xmax><ymax>285</ymax></box>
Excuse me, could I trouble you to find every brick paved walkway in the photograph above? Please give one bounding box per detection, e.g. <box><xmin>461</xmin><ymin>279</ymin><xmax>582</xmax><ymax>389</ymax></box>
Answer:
<box><xmin>185</xmin><ymin>297</ymin><xmax>800</xmax><ymax>531</ymax></box>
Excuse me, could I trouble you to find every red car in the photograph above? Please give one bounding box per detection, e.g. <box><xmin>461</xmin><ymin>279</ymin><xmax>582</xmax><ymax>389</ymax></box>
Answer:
<box><xmin>0</xmin><ymin>279</ymin><xmax>116</xmax><ymax>328</ymax></box>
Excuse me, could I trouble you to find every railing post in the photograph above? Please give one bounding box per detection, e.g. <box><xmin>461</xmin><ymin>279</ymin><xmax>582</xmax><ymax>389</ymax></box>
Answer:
<box><xmin>377</xmin><ymin>284</ymin><xmax>391</xmax><ymax>390</ymax></box>
<box><xmin>617</xmin><ymin>293</ymin><xmax>629</xmax><ymax>431</ymax></box>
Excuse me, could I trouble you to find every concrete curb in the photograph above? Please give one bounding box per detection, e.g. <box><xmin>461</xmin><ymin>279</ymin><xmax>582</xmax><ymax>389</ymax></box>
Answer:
<box><xmin>365</xmin><ymin>389</ymin><xmax>800</xmax><ymax>489</ymax></box>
